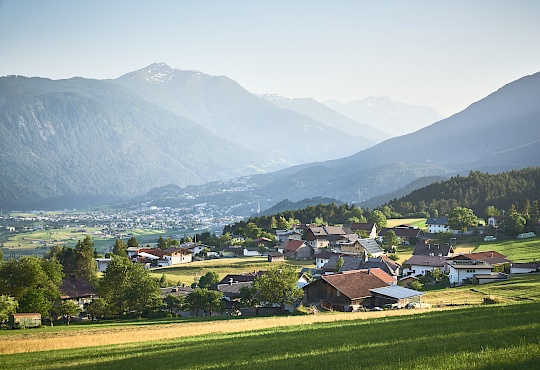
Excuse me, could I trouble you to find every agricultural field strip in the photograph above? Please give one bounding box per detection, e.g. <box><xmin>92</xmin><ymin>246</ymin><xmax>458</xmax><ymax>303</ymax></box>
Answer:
<box><xmin>0</xmin><ymin>306</ymin><xmax>463</xmax><ymax>355</ymax></box>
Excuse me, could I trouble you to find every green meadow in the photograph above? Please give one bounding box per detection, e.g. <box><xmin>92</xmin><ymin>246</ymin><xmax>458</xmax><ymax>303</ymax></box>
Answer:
<box><xmin>2</xmin><ymin>302</ymin><xmax>540</xmax><ymax>369</ymax></box>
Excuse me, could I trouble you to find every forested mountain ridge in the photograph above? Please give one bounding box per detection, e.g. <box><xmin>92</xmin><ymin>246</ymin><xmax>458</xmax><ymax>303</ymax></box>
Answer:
<box><xmin>384</xmin><ymin>167</ymin><xmax>540</xmax><ymax>218</ymax></box>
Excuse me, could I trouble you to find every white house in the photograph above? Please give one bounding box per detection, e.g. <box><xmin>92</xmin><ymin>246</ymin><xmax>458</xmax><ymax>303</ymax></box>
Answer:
<box><xmin>95</xmin><ymin>258</ymin><xmax>111</xmax><ymax>272</ymax></box>
<box><xmin>315</xmin><ymin>250</ymin><xmax>338</xmax><ymax>268</ymax></box>
<box><xmin>275</xmin><ymin>229</ymin><xmax>303</xmax><ymax>243</ymax></box>
<box><xmin>426</xmin><ymin>217</ymin><xmax>451</xmax><ymax>234</ymax></box>
<box><xmin>447</xmin><ymin>260</ymin><xmax>493</xmax><ymax>286</ymax></box>
<box><xmin>402</xmin><ymin>255</ymin><xmax>448</xmax><ymax>277</ymax></box>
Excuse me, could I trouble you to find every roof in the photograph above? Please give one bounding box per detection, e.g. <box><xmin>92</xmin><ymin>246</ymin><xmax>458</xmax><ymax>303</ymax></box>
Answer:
<box><xmin>308</xmin><ymin>225</ymin><xmax>347</xmax><ymax>237</ymax></box>
<box><xmin>370</xmin><ymin>285</ymin><xmax>424</xmax><ymax>299</ymax></box>
<box><xmin>379</xmin><ymin>228</ymin><xmax>422</xmax><ymax>238</ymax></box>
<box><xmin>138</xmin><ymin>248</ymin><xmax>166</xmax><ymax>258</ymax></box>
<box><xmin>279</xmin><ymin>239</ymin><xmax>309</xmax><ymax>252</ymax></box>
<box><xmin>318</xmin><ymin>270</ymin><xmax>389</xmax><ymax>300</ymax></box>
<box><xmin>339</xmin><ymin>256</ymin><xmax>399</xmax><ymax>276</ymax></box>
<box><xmin>160</xmin><ymin>286</ymin><xmax>193</xmax><ymax>298</ymax></box>
<box><xmin>267</xmin><ymin>251</ymin><xmax>284</xmax><ymax>257</ymax></box>
<box><xmin>452</xmin><ymin>250</ymin><xmax>507</xmax><ymax>261</ymax></box>
<box><xmin>403</xmin><ymin>255</ymin><xmax>448</xmax><ymax>267</ymax></box>
<box><xmin>218</xmin><ymin>272</ymin><xmax>263</xmax><ymax>284</ymax></box>
<box><xmin>511</xmin><ymin>262</ymin><xmax>540</xmax><ymax>268</ymax></box>
<box><xmin>216</xmin><ymin>281</ymin><xmax>252</xmax><ymax>295</ymax></box>
<box><xmin>357</xmin><ymin>238</ymin><xmax>384</xmax><ymax>255</ymax></box>
<box><xmin>350</xmin><ymin>222</ymin><xmax>376</xmax><ymax>231</ymax></box>
<box><xmin>60</xmin><ymin>277</ymin><xmax>97</xmax><ymax>299</ymax></box>
<box><xmin>162</xmin><ymin>247</ymin><xmax>193</xmax><ymax>255</ymax></box>
<box><xmin>315</xmin><ymin>250</ymin><xmax>338</xmax><ymax>259</ymax></box>
<box><xmin>413</xmin><ymin>244</ymin><xmax>454</xmax><ymax>257</ymax></box>
<box><xmin>426</xmin><ymin>217</ymin><xmax>448</xmax><ymax>225</ymax></box>
<box><xmin>447</xmin><ymin>260</ymin><xmax>493</xmax><ymax>269</ymax></box>
<box><xmin>473</xmin><ymin>272</ymin><xmax>507</xmax><ymax>279</ymax></box>
<box><xmin>361</xmin><ymin>268</ymin><xmax>395</xmax><ymax>284</ymax></box>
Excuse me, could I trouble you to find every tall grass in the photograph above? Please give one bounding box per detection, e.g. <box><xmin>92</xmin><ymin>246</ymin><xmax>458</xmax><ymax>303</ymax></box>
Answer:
<box><xmin>2</xmin><ymin>302</ymin><xmax>539</xmax><ymax>369</ymax></box>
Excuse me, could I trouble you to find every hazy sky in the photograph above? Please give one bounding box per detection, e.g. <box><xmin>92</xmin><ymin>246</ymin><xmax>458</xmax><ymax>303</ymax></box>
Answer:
<box><xmin>1</xmin><ymin>0</ymin><xmax>539</xmax><ymax>117</ymax></box>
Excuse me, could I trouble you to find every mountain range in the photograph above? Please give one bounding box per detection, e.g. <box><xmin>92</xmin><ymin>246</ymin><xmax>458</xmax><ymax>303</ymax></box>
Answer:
<box><xmin>131</xmin><ymin>70</ymin><xmax>540</xmax><ymax>215</ymax></box>
<box><xmin>3</xmin><ymin>64</ymin><xmax>538</xmax><ymax>212</ymax></box>
<box><xmin>0</xmin><ymin>63</ymin><xmax>440</xmax><ymax>210</ymax></box>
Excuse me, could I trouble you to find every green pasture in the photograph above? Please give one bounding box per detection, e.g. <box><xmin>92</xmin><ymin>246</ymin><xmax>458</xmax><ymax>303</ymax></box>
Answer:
<box><xmin>422</xmin><ymin>273</ymin><xmax>540</xmax><ymax>305</ymax></box>
<box><xmin>472</xmin><ymin>237</ymin><xmax>540</xmax><ymax>263</ymax></box>
<box><xmin>386</xmin><ymin>218</ymin><xmax>427</xmax><ymax>229</ymax></box>
<box><xmin>149</xmin><ymin>257</ymin><xmax>315</xmax><ymax>286</ymax></box>
<box><xmin>2</xmin><ymin>302</ymin><xmax>540</xmax><ymax>369</ymax></box>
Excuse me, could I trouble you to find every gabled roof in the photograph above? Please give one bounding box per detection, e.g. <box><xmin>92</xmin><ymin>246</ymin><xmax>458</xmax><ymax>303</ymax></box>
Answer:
<box><xmin>162</xmin><ymin>247</ymin><xmax>193</xmax><ymax>255</ymax></box>
<box><xmin>358</xmin><ymin>238</ymin><xmax>384</xmax><ymax>255</ymax></box>
<box><xmin>318</xmin><ymin>270</ymin><xmax>388</xmax><ymax>300</ymax></box>
<box><xmin>403</xmin><ymin>255</ymin><xmax>448</xmax><ymax>267</ymax></box>
<box><xmin>308</xmin><ymin>225</ymin><xmax>347</xmax><ymax>237</ymax></box>
<box><xmin>360</xmin><ymin>268</ymin><xmax>395</xmax><ymax>284</ymax></box>
<box><xmin>413</xmin><ymin>244</ymin><xmax>454</xmax><ymax>256</ymax></box>
<box><xmin>339</xmin><ymin>256</ymin><xmax>399</xmax><ymax>276</ymax></box>
<box><xmin>452</xmin><ymin>250</ymin><xmax>507</xmax><ymax>261</ymax></box>
<box><xmin>350</xmin><ymin>222</ymin><xmax>376</xmax><ymax>231</ymax></box>
<box><xmin>138</xmin><ymin>248</ymin><xmax>166</xmax><ymax>258</ymax></box>
<box><xmin>267</xmin><ymin>251</ymin><xmax>284</xmax><ymax>257</ymax></box>
<box><xmin>218</xmin><ymin>272</ymin><xmax>263</xmax><ymax>285</ymax></box>
<box><xmin>370</xmin><ymin>285</ymin><xmax>424</xmax><ymax>299</ymax></box>
<box><xmin>426</xmin><ymin>217</ymin><xmax>449</xmax><ymax>225</ymax></box>
<box><xmin>279</xmin><ymin>239</ymin><xmax>309</xmax><ymax>252</ymax></box>
<box><xmin>379</xmin><ymin>227</ymin><xmax>422</xmax><ymax>238</ymax></box>
<box><xmin>315</xmin><ymin>250</ymin><xmax>338</xmax><ymax>260</ymax></box>
<box><xmin>60</xmin><ymin>277</ymin><xmax>97</xmax><ymax>299</ymax></box>
<box><xmin>160</xmin><ymin>286</ymin><xmax>193</xmax><ymax>298</ymax></box>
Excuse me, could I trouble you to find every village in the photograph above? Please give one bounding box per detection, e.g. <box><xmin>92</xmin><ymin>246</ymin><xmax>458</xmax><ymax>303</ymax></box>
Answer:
<box><xmin>38</xmin><ymin>213</ymin><xmax>538</xmax><ymax>327</ymax></box>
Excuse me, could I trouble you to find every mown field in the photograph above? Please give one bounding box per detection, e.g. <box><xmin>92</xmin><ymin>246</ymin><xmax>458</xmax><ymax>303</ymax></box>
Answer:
<box><xmin>1</xmin><ymin>302</ymin><xmax>539</xmax><ymax>369</ymax></box>
<box><xmin>473</xmin><ymin>237</ymin><xmax>540</xmax><ymax>263</ymax></box>
<box><xmin>149</xmin><ymin>257</ymin><xmax>315</xmax><ymax>286</ymax></box>
<box><xmin>421</xmin><ymin>272</ymin><xmax>540</xmax><ymax>305</ymax></box>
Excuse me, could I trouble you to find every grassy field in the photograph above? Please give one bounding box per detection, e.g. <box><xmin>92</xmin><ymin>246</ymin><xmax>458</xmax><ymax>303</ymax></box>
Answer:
<box><xmin>421</xmin><ymin>273</ymin><xmax>540</xmax><ymax>306</ymax></box>
<box><xmin>472</xmin><ymin>237</ymin><xmax>540</xmax><ymax>263</ymax></box>
<box><xmin>149</xmin><ymin>257</ymin><xmax>315</xmax><ymax>286</ymax></box>
<box><xmin>1</xmin><ymin>302</ymin><xmax>539</xmax><ymax>369</ymax></box>
<box><xmin>386</xmin><ymin>218</ymin><xmax>427</xmax><ymax>229</ymax></box>
<box><xmin>2</xmin><ymin>227</ymin><xmax>168</xmax><ymax>258</ymax></box>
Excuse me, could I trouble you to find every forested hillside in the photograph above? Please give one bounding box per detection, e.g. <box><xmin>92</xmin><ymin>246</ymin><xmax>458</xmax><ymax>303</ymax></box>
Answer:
<box><xmin>384</xmin><ymin>167</ymin><xmax>540</xmax><ymax>218</ymax></box>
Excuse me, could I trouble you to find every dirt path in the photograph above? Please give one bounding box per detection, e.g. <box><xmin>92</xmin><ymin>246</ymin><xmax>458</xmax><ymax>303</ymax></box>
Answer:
<box><xmin>0</xmin><ymin>306</ymin><xmax>461</xmax><ymax>355</ymax></box>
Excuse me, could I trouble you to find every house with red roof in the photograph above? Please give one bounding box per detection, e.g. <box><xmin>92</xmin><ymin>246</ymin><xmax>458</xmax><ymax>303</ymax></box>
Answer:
<box><xmin>277</xmin><ymin>239</ymin><xmax>313</xmax><ymax>260</ymax></box>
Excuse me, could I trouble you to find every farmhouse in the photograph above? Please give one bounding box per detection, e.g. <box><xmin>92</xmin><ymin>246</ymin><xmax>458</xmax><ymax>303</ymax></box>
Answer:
<box><xmin>447</xmin><ymin>260</ymin><xmax>493</xmax><ymax>286</ymax></box>
<box><xmin>59</xmin><ymin>277</ymin><xmax>97</xmax><ymax>311</ymax></box>
<box><xmin>305</xmin><ymin>225</ymin><xmax>348</xmax><ymax>250</ymax></box>
<box><xmin>413</xmin><ymin>243</ymin><xmax>454</xmax><ymax>257</ymax></box>
<box><xmin>277</xmin><ymin>239</ymin><xmax>313</xmax><ymax>260</ymax></box>
<box><xmin>303</xmin><ymin>269</ymin><xmax>390</xmax><ymax>311</ymax></box>
<box><xmin>335</xmin><ymin>238</ymin><xmax>383</xmax><ymax>257</ymax></box>
<box><xmin>349</xmin><ymin>222</ymin><xmax>378</xmax><ymax>238</ymax></box>
<box><xmin>426</xmin><ymin>217</ymin><xmax>451</xmax><ymax>234</ymax></box>
<box><xmin>402</xmin><ymin>255</ymin><xmax>448</xmax><ymax>277</ymax></box>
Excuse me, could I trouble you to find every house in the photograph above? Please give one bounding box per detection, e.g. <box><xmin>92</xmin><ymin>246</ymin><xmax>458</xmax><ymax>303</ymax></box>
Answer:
<box><xmin>402</xmin><ymin>255</ymin><xmax>448</xmax><ymax>276</ymax></box>
<box><xmin>267</xmin><ymin>251</ymin><xmax>285</xmax><ymax>263</ymax></box>
<box><xmin>214</xmin><ymin>281</ymin><xmax>252</xmax><ymax>302</ymax></box>
<box><xmin>160</xmin><ymin>285</ymin><xmax>193</xmax><ymax>299</ymax></box>
<box><xmin>447</xmin><ymin>260</ymin><xmax>493</xmax><ymax>286</ymax></box>
<box><xmin>378</xmin><ymin>226</ymin><xmax>423</xmax><ymax>246</ymax></box>
<box><xmin>412</xmin><ymin>243</ymin><xmax>454</xmax><ymax>257</ymax></box>
<box><xmin>303</xmin><ymin>270</ymin><xmax>390</xmax><ymax>311</ymax></box>
<box><xmin>305</xmin><ymin>225</ymin><xmax>348</xmax><ymax>250</ymax></box>
<box><xmin>370</xmin><ymin>285</ymin><xmax>424</xmax><ymax>308</ymax></box>
<box><xmin>252</xmin><ymin>237</ymin><xmax>273</xmax><ymax>248</ymax></box>
<box><xmin>349</xmin><ymin>222</ymin><xmax>378</xmax><ymax>238</ymax></box>
<box><xmin>161</xmin><ymin>247</ymin><xmax>193</xmax><ymax>265</ymax></box>
<box><xmin>487</xmin><ymin>215</ymin><xmax>505</xmax><ymax>227</ymax></box>
<box><xmin>296</xmin><ymin>272</ymin><xmax>311</xmax><ymax>289</ymax></box>
<box><xmin>277</xmin><ymin>239</ymin><xmax>313</xmax><ymax>260</ymax></box>
<box><xmin>218</xmin><ymin>272</ymin><xmax>263</xmax><ymax>285</ymax></box>
<box><xmin>275</xmin><ymin>229</ymin><xmax>303</xmax><ymax>243</ymax></box>
<box><xmin>315</xmin><ymin>250</ymin><xmax>338</xmax><ymax>268</ymax></box>
<box><xmin>338</xmin><ymin>254</ymin><xmax>400</xmax><ymax>279</ymax></box>
<box><xmin>180</xmin><ymin>242</ymin><xmax>210</xmax><ymax>255</ymax></box>
<box><xmin>510</xmin><ymin>262</ymin><xmax>540</xmax><ymax>274</ymax></box>
<box><xmin>335</xmin><ymin>238</ymin><xmax>383</xmax><ymax>257</ymax></box>
<box><xmin>220</xmin><ymin>246</ymin><xmax>244</xmax><ymax>258</ymax></box>
<box><xmin>426</xmin><ymin>217</ymin><xmax>451</xmax><ymax>234</ymax></box>
<box><xmin>243</xmin><ymin>246</ymin><xmax>263</xmax><ymax>257</ymax></box>
<box><xmin>450</xmin><ymin>251</ymin><xmax>510</xmax><ymax>267</ymax></box>
<box><xmin>398</xmin><ymin>275</ymin><xmax>419</xmax><ymax>288</ymax></box>
<box><xmin>59</xmin><ymin>277</ymin><xmax>97</xmax><ymax>311</ymax></box>
<box><xmin>126</xmin><ymin>246</ymin><xmax>140</xmax><ymax>258</ymax></box>
<box><xmin>95</xmin><ymin>258</ymin><xmax>112</xmax><ymax>272</ymax></box>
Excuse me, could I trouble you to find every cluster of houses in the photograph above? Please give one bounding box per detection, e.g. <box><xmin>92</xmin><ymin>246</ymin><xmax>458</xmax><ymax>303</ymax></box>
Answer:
<box><xmin>61</xmin><ymin>220</ymin><xmax>539</xmax><ymax>317</ymax></box>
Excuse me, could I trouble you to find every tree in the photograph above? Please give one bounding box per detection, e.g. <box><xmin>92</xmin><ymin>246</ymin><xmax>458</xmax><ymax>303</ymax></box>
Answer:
<box><xmin>127</xmin><ymin>236</ymin><xmax>139</xmax><ymax>248</ymax></box>
<box><xmin>334</xmin><ymin>257</ymin><xmax>344</xmax><ymax>272</ymax></box>
<box><xmin>99</xmin><ymin>256</ymin><xmax>161</xmax><ymax>317</ymax></box>
<box><xmin>354</xmin><ymin>229</ymin><xmax>369</xmax><ymax>238</ymax></box>
<box><xmin>483</xmin><ymin>206</ymin><xmax>500</xmax><ymax>223</ymax></box>
<box><xmin>253</xmin><ymin>265</ymin><xmax>304</xmax><ymax>312</ymax></box>
<box><xmin>0</xmin><ymin>295</ymin><xmax>18</xmax><ymax>323</ymax></box>
<box><xmin>503</xmin><ymin>211</ymin><xmax>526</xmax><ymax>237</ymax></box>
<box><xmin>447</xmin><ymin>207</ymin><xmax>478</xmax><ymax>235</ymax></box>
<box><xmin>60</xmin><ymin>300</ymin><xmax>81</xmax><ymax>326</ymax></box>
<box><xmin>382</xmin><ymin>230</ymin><xmax>399</xmax><ymax>251</ymax></box>
<box><xmin>163</xmin><ymin>294</ymin><xmax>184</xmax><ymax>315</ymax></box>
<box><xmin>368</xmin><ymin>210</ymin><xmax>387</xmax><ymax>233</ymax></box>
<box><xmin>86</xmin><ymin>298</ymin><xmax>107</xmax><ymax>321</ymax></box>
<box><xmin>112</xmin><ymin>239</ymin><xmax>128</xmax><ymax>256</ymax></box>
<box><xmin>0</xmin><ymin>256</ymin><xmax>63</xmax><ymax>317</ymax></box>
<box><xmin>198</xmin><ymin>271</ymin><xmax>220</xmax><ymax>289</ymax></box>
<box><xmin>185</xmin><ymin>288</ymin><xmax>224</xmax><ymax>316</ymax></box>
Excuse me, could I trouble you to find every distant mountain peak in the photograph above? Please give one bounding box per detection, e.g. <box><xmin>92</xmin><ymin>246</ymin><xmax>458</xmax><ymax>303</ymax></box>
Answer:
<box><xmin>141</xmin><ymin>62</ymin><xmax>175</xmax><ymax>84</ymax></box>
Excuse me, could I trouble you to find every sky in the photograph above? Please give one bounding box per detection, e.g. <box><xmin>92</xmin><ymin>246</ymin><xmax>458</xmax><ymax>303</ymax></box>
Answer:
<box><xmin>1</xmin><ymin>0</ymin><xmax>540</xmax><ymax>117</ymax></box>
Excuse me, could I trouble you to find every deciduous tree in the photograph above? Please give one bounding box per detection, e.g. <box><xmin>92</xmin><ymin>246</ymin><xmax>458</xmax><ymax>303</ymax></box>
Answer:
<box><xmin>253</xmin><ymin>265</ymin><xmax>303</xmax><ymax>312</ymax></box>
<box><xmin>447</xmin><ymin>207</ymin><xmax>478</xmax><ymax>235</ymax></box>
